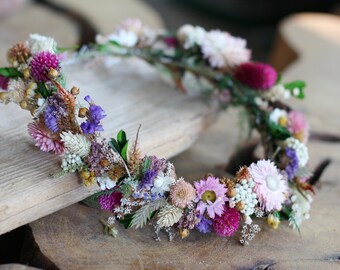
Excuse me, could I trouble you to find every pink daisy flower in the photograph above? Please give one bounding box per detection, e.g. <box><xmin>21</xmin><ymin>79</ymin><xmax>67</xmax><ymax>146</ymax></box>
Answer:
<box><xmin>249</xmin><ymin>160</ymin><xmax>288</xmax><ymax>212</ymax></box>
<box><xmin>288</xmin><ymin>110</ymin><xmax>309</xmax><ymax>143</ymax></box>
<box><xmin>28</xmin><ymin>120</ymin><xmax>64</xmax><ymax>154</ymax></box>
<box><xmin>194</xmin><ymin>176</ymin><xmax>228</xmax><ymax>219</ymax></box>
<box><xmin>213</xmin><ymin>205</ymin><xmax>241</xmax><ymax>237</ymax></box>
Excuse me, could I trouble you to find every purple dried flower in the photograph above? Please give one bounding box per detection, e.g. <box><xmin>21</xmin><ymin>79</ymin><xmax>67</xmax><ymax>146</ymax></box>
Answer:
<box><xmin>285</xmin><ymin>147</ymin><xmax>299</xmax><ymax>180</ymax></box>
<box><xmin>44</xmin><ymin>105</ymin><xmax>59</xmax><ymax>132</ymax></box>
<box><xmin>99</xmin><ymin>191</ymin><xmax>123</xmax><ymax>211</ymax></box>
<box><xmin>150</xmin><ymin>155</ymin><xmax>167</xmax><ymax>172</ymax></box>
<box><xmin>140</xmin><ymin>169</ymin><xmax>157</xmax><ymax>190</ymax></box>
<box><xmin>81</xmin><ymin>96</ymin><xmax>106</xmax><ymax>134</ymax></box>
<box><xmin>30</xmin><ymin>51</ymin><xmax>60</xmax><ymax>82</ymax></box>
<box><xmin>163</xmin><ymin>36</ymin><xmax>178</xmax><ymax>47</ymax></box>
<box><xmin>0</xmin><ymin>75</ymin><xmax>9</xmax><ymax>90</ymax></box>
<box><xmin>196</xmin><ymin>216</ymin><xmax>212</xmax><ymax>233</ymax></box>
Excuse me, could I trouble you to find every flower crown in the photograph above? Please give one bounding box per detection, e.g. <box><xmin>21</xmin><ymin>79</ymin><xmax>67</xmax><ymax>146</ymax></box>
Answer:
<box><xmin>0</xmin><ymin>20</ymin><xmax>318</xmax><ymax>245</ymax></box>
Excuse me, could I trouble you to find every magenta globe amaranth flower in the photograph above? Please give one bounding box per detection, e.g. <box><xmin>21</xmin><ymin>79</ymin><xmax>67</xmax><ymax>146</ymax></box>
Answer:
<box><xmin>30</xmin><ymin>51</ymin><xmax>60</xmax><ymax>82</ymax></box>
<box><xmin>0</xmin><ymin>75</ymin><xmax>9</xmax><ymax>90</ymax></box>
<box><xmin>234</xmin><ymin>62</ymin><xmax>277</xmax><ymax>90</ymax></box>
<box><xmin>99</xmin><ymin>191</ymin><xmax>123</xmax><ymax>211</ymax></box>
<box><xmin>194</xmin><ymin>176</ymin><xmax>228</xmax><ymax>219</ymax></box>
<box><xmin>213</xmin><ymin>205</ymin><xmax>241</xmax><ymax>237</ymax></box>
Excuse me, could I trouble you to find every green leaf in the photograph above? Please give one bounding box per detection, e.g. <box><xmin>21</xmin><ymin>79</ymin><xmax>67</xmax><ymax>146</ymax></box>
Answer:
<box><xmin>284</xmin><ymin>80</ymin><xmax>306</xmax><ymax>99</ymax></box>
<box><xmin>109</xmin><ymin>138</ymin><xmax>120</xmax><ymax>153</ymax></box>
<box><xmin>0</xmin><ymin>67</ymin><xmax>23</xmax><ymax>78</ymax></box>
<box><xmin>109</xmin><ymin>40</ymin><xmax>121</xmax><ymax>47</ymax></box>
<box><xmin>117</xmin><ymin>130</ymin><xmax>127</xmax><ymax>145</ymax></box>
<box><xmin>118</xmin><ymin>213</ymin><xmax>134</xmax><ymax>229</ymax></box>
<box><xmin>276</xmin><ymin>73</ymin><xmax>282</xmax><ymax>84</ymax></box>
<box><xmin>36</xmin><ymin>82</ymin><xmax>50</xmax><ymax>99</ymax></box>
<box><xmin>267</xmin><ymin>121</ymin><xmax>291</xmax><ymax>140</ymax></box>
<box><xmin>142</xmin><ymin>157</ymin><xmax>151</xmax><ymax>173</ymax></box>
<box><xmin>121</xmin><ymin>142</ymin><xmax>129</xmax><ymax>161</ymax></box>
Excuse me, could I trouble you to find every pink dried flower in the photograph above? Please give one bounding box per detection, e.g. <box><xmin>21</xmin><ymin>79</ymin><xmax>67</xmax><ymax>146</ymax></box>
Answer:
<box><xmin>27</xmin><ymin>120</ymin><xmax>64</xmax><ymax>154</ymax></box>
<box><xmin>234</xmin><ymin>62</ymin><xmax>277</xmax><ymax>90</ymax></box>
<box><xmin>194</xmin><ymin>176</ymin><xmax>228</xmax><ymax>219</ymax></box>
<box><xmin>201</xmin><ymin>30</ymin><xmax>250</xmax><ymax>68</ymax></box>
<box><xmin>249</xmin><ymin>160</ymin><xmax>288</xmax><ymax>211</ymax></box>
<box><xmin>170</xmin><ymin>180</ymin><xmax>196</xmax><ymax>208</ymax></box>
<box><xmin>30</xmin><ymin>51</ymin><xmax>60</xmax><ymax>82</ymax></box>
<box><xmin>213</xmin><ymin>205</ymin><xmax>240</xmax><ymax>237</ymax></box>
<box><xmin>99</xmin><ymin>191</ymin><xmax>123</xmax><ymax>211</ymax></box>
<box><xmin>288</xmin><ymin>110</ymin><xmax>309</xmax><ymax>143</ymax></box>
<box><xmin>0</xmin><ymin>75</ymin><xmax>9</xmax><ymax>90</ymax></box>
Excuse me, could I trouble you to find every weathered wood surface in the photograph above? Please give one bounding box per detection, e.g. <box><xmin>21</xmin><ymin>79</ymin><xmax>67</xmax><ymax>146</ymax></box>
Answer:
<box><xmin>0</xmin><ymin>2</ymin><xmax>218</xmax><ymax>235</ymax></box>
<box><xmin>27</xmin><ymin>13</ymin><xmax>340</xmax><ymax>270</ymax></box>
<box><xmin>0</xmin><ymin>264</ymin><xmax>40</xmax><ymax>270</ymax></box>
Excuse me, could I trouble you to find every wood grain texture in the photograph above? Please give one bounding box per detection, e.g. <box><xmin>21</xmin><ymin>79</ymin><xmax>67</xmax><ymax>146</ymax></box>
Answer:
<box><xmin>27</xmin><ymin>13</ymin><xmax>340</xmax><ymax>270</ymax></box>
<box><xmin>0</xmin><ymin>264</ymin><xmax>40</xmax><ymax>270</ymax></box>
<box><xmin>0</xmin><ymin>0</ymin><xmax>211</xmax><ymax>235</ymax></box>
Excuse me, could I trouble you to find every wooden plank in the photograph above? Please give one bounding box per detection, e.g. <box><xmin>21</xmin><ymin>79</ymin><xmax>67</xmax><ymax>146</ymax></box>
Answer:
<box><xmin>0</xmin><ymin>57</ymin><xmax>217</xmax><ymax>235</ymax></box>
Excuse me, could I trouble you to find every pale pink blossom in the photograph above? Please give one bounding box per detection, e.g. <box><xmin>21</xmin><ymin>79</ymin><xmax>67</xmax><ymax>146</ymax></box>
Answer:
<box><xmin>28</xmin><ymin>121</ymin><xmax>64</xmax><ymax>154</ymax></box>
<box><xmin>288</xmin><ymin>110</ymin><xmax>309</xmax><ymax>143</ymax></box>
<box><xmin>201</xmin><ymin>30</ymin><xmax>251</xmax><ymax>68</ymax></box>
<box><xmin>249</xmin><ymin>160</ymin><xmax>288</xmax><ymax>212</ymax></box>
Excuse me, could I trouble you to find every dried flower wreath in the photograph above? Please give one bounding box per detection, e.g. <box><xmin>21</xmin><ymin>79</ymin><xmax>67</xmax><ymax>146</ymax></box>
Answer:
<box><xmin>0</xmin><ymin>20</ymin><xmax>317</xmax><ymax>245</ymax></box>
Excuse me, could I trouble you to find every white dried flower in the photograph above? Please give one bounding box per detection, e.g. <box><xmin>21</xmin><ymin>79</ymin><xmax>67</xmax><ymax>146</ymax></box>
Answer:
<box><xmin>269</xmin><ymin>108</ymin><xmax>287</xmax><ymax>124</ymax></box>
<box><xmin>96</xmin><ymin>30</ymin><xmax>138</xmax><ymax>47</ymax></box>
<box><xmin>60</xmin><ymin>131</ymin><xmax>91</xmax><ymax>158</ymax></box>
<box><xmin>28</xmin><ymin>33</ymin><xmax>57</xmax><ymax>54</ymax></box>
<box><xmin>254</xmin><ymin>97</ymin><xmax>268</xmax><ymax>110</ymax></box>
<box><xmin>96</xmin><ymin>174</ymin><xmax>116</xmax><ymax>190</ymax></box>
<box><xmin>264</xmin><ymin>84</ymin><xmax>290</xmax><ymax>102</ymax></box>
<box><xmin>151</xmin><ymin>172</ymin><xmax>176</xmax><ymax>195</ymax></box>
<box><xmin>61</xmin><ymin>151</ymin><xmax>83</xmax><ymax>173</ymax></box>
<box><xmin>157</xmin><ymin>204</ymin><xmax>183</xmax><ymax>228</ymax></box>
<box><xmin>289</xmin><ymin>188</ymin><xmax>312</xmax><ymax>229</ymax></box>
<box><xmin>285</xmin><ymin>137</ymin><xmax>309</xmax><ymax>167</ymax></box>
<box><xmin>201</xmin><ymin>30</ymin><xmax>250</xmax><ymax>68</ymax></box>
<box><xmin>177</xmin><ymin>24</ymin><xmax>206</xmax><ymax>49</ymax></box>
<box><xmin>231</xmin><ymin>179</ymin><xmax>258</xmax><ymax>216</ymax></box>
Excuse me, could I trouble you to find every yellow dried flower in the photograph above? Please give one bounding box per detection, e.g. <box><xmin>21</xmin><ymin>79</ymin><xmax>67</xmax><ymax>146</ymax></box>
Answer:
<box><xmin>267</xmin><ymin>214</ymin><xmax>280</xmax><ymax>229</ymax></box>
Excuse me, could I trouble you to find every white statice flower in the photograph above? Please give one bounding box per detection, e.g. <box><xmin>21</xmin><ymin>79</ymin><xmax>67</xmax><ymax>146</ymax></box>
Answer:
<box><xmin>177</xmin><ymin>24</ymin><xmax>206</xmax><ymax>49</ymax></box>
<box><xmin>61</xmin><ymin>151</ymin><xmax>83</xmax><ymax>173</ymax></box>
<box><xmin>201</xmin><ymin>30</ymin><xmax>251</xmax><ymax>68</ymax></box>
<box><xmin>28</xmin><ymin>33</ymin><xmax>57</xmax><ymax>54</ymax></box>
<box><xmin>157</xmin><ymin>204</ymin><xmax>183</xmax><ymax>228</ymax></box>
<box><xmin>254</xmin><ymin>97</ymin><xmax>268</xmax><ymax>110</ymax></box>
<box><xmin>264</xmin><ymin>84</ymin><xmax>290</xmax><ymax>102</ymax></box>
<box><xmin>269</xmin><ymin>108</ymin><xmax>287</xmax><ymax>125</ymax></box>
<box><xmin>97</xmin><ymin>174</ymin><xmax>116</xmax><ymax>190</ymax></box>
<box><xmin>285</xmin><ymin>137</ymin><xmax>309</xmax><ymax>167</ymax></box>
<box><xmin>289</xmin><ymin>188</ymin><xmax>313</xmax><ymax>229</ymax></box>
<box><xmin>96</xmin><ymin>30</ymin><xmax>138</xmax><ymax>47</ymax></box>
<box><xmin>151</xmin><ymin>172</ymin><xmax>175</xmax><ymax>195</ymax></box>
<box><xmin>60</xmin><ymin>131</ymin><xmax>91</xmax><ymax>157</ymax></box>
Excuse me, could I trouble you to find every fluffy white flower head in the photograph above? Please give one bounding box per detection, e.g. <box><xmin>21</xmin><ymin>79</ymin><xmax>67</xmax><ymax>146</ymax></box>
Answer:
<box><xmin>97</xmin><ymin>174</ymin><xmax>116</xmax><ymax>190</ymax></box>
<box><xmin>265</xmin><ymin>84</ymin><xmax>290</xmax><ymax>102</ymax></box>
<box><xmin>28</xmin><ymin>33</ymin><xmax>56</xmax><ymax>54</ymax></box>
<box><xmin>201</xmin><ymin>30</ymin><xmax>250</xmax><ymax>68</ymax></box>
<box><xmin>289</xmin><ymin>188</ymin><xmax>313</xmax><ymax>229</ymax></box>
<box><xmin>151</xmin><ymin>172</ymin><xmax>175</xmax><ymax>195</ymax></box>
<box><xmin>97</xmin><ymin>30</ymin><xmax>138</xmax><ymax>47</ymax></box>
<box><xmin>60</xmin><ymin>131</ymin><xmax>91</xmax><ymax>157</ymax></box>
<box><xmin>285</xmin><ymin>137</ymin><xmax>309</xmax><ymax>167</ymax></box>
<box><xmin>177</xmin><ymin>24</ymin><xmax>206</xmax><ymax>49</ymax></box>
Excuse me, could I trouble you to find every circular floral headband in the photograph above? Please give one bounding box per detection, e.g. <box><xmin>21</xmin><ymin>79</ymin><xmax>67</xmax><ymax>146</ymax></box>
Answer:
<box><xmin>0</xmin><ymin>19</ymin><xmax>319</xmax><ymax>245</ymax></box>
